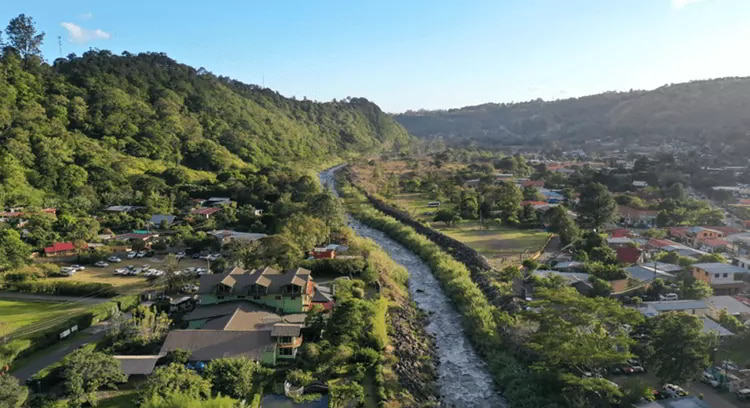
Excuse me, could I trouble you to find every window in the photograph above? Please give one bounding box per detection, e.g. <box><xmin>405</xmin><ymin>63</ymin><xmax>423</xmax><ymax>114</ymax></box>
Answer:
<box><xmin>722</xmin><ymin>273</ymin><xmax>728</xmax><ymax>278</ymax></box>
<box><xmin>715</xmin><ymin>273</ymin><xmax>720</xmax><ymax>278</ymax></box>
<box><xmin>279</xmin><ymin>348</ymin><xmax>293</xmax><ymax>356</ymax></box>
<box><xmin>238</xmin><ymin>295</ymin><xmax>245</xmax><ymax>298</ymax></box>
<box><xmin>280</xmin><ymin>336</ymin><xmax>292</xmax><ymax>344</ymax></box>
<box><xmin>253</xmin><ymin>296</ymin><xmax>260</xmax><ymax>300</ymax></box>
<box><xmin>217</xmin><ymin>296</ymin><xmax>224</xmax><ymax>300</ymax></box>
<box><xmin>275</xmin><ymin>296</ymin><xmax>281</xmax><ymax>300</ymax></box>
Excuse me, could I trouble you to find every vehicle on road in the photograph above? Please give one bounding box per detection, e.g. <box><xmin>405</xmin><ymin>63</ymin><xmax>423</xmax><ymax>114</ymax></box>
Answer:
<box><xmin>663</xmin><ymin>384</ymin><xmax>687</xmax><ymax>398</ymax></box>
<box><xmin>701</xmin><ymin>372</ymin><xmax>720</xmax><ymax>388</ymax></box>
<box><xmin>737</xmin><ymin>388</ymin><xmax>750</xmax><ymax>401</ymax></box>
<box><xmin>94</xmin><ymin>261</ymin><xmax>109</xmax><ymax>267</ymax></box>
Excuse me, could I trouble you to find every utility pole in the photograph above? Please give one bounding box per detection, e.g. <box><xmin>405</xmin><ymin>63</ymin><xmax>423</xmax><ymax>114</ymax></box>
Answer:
<box><xmin>58</xmin><ymin>36</ymin><xmax>62</xmax><ymax>57</ymax></box>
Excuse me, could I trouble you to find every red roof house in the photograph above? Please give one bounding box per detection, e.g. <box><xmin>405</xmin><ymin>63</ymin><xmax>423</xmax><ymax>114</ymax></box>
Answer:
<box><xmin>608</xmin><ymin>228</ymin><xmax>632</xmax><ymax>238</ymax></box>
<box><xmin>520</xmin><ymin>201</ymin><xmax>548</xmax><ymax>207</ymax></box>
<box><xmin>522</xmin><ymin>180</ymin><xmax>545</xmax><ymax>188</ymax></box>
<box><xmin>311</xmin><ymin>248</ymin><xmax>335</xmax><ymax>259</ymax></box>
<box><xmin>44</xmin><ymin>241</ymin><xmax>86</xmax><ymax>256</ymax></box>
<box><xmin>191</xmin><ymin>207</ymin><xmax>221</xmax><ymax>218</ymax></box>
<box><xmin>616</xmin><ymin>246</ymin><xmax>643</xmax><ymax>265</ymax></box>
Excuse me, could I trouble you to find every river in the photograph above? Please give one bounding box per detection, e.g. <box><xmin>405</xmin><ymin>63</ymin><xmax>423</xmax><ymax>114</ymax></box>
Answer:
<box><xmin>319</xmin><ymin>166</ymin><xmax>506</xmax><ymax>408</ymax></box>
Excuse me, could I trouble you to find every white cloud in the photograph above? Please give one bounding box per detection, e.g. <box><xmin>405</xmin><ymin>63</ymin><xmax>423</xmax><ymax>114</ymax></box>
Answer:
<box><xmin>671</xmin><ymin>0</ymin><xmax>707</xmax><ymax>9</ymax></box>
<box><xmin>61</xmin><ymin>22</ymin><xmax>111</xmax><ymax>44</ymax></box>
<box><xmin>79</xmin><ymin>12</ymin><xmax>93</xmax><ymax>20</ymax></box>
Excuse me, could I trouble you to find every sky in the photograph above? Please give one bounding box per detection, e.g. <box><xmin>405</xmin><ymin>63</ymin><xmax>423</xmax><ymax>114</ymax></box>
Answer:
<box><xmin>2</xmin><ymin>0</ymin><xmax>750</xmax><ymax>112</ymax></box>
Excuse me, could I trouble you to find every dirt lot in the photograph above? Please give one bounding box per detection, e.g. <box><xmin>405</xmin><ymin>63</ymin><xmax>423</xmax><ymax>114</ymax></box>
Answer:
<box><xmin>52</xmin><ymin>253</ymin><xmax>209</xmax><ymax>294</ymax></box>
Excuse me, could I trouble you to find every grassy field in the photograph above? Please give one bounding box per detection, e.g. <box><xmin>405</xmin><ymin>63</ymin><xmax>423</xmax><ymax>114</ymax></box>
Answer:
<box><xmin>0</xmin><ymin>299</ymin><xmax>87</xmax><ymax>337</ymax></box>
<box><xmin>390</xmin><ymin>193</ymin><xmax>551</xmax><ymax>268</ymax></box>
<box><xmin>437</xmin><ymin>221</ymin><xmax>550</xmax><ymax>268</ymax></box>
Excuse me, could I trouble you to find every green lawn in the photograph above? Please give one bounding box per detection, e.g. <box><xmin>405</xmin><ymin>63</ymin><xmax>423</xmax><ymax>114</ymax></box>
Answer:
<box><xmin>98</xmin><ymin>390</ymin><xmax>139</xmax><ymax>408</ymax></box>
<box><xmin>0</xmin><ymin>299</ymin><xmax>86</xmax><ymax>337</ymax></box>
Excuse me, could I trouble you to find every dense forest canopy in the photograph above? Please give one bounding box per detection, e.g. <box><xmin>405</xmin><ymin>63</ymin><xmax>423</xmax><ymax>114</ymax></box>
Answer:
<box><xmin>395</xmin><ymin>78</ymin><xmax>750</xmax><ymax>155</ymax></box>
<box><xmin>0</xmin><ymin>45</ymin><xmax>412</xmax><ymax>209</ymax></box>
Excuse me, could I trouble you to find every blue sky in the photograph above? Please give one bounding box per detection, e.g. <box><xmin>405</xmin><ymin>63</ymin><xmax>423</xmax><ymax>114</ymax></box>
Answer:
<box><xmin>3</xmin><ymin>0</ymin><xmax>750</xmax><ymax>112</ymax></box>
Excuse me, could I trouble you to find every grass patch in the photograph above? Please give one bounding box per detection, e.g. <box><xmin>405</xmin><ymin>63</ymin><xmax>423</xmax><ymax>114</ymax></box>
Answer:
<box><xmin>0</xmin><ymin>299</ymin><xmax>86</xmax><ymax>337</ymax></box>
<box><xmin>98</xmin><ymin>390</ymin><xmax>139</xmax><ymax>408</ymax></box>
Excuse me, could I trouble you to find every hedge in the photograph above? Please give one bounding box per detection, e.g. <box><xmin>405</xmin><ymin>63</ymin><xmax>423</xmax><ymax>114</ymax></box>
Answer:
<box><xmin>337</xmin><ymin>180</ymin><xmax>559</xmax><ymax>407</ymax></box>
<box><xmin>13</xmin><ymin>280</ymin><xmax>118</xmax><ymax>298</ymax></box>
<box><xmin>299</xmin><ymin>258</ymin><xmax>367</xmax><ymax>278</ymax></box>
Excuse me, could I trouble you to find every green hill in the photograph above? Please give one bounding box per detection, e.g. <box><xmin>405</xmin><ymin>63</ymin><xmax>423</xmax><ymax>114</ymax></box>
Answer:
<box><xmin>394</xmin><ymin>77</ymin><xmax>750</xmax><ymax>155</ymax></box>
<box><xmin>0</xmin><ymin>49</ymin><xmax>411</xmax><ymax>207</ymax></box>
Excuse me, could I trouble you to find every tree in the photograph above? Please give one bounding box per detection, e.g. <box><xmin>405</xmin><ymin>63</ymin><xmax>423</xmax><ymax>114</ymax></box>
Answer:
<box><xmin>523</xmin><ymin>287</ymin><xmax>643</xmax><ymax>405</ymax></box>
<box><xmin>589</xmin><ymin>277</ymin><xmax>613</xmax><ymax>298</ymax></box>
<box><xmin>309</xmin><ymin>191</ymin><xmax>346</xmax><ymax>230</ymax></box>
<box><xmin>280</xmin><ymin>213</ymin><xmax>330</xmax><ymax>251</ymax></box>
<box><xmin>62</xmin><ymin>348</ymin><xmax>127</xmax><ymax>407</ymax></box>
<box><xmin>523</xmin><ymin>185</ymin><xmax>543</xmax><ymax>201</ymax></box>
<box><xmin>233</xmin><ymin>235</ymin><xmax>303</xmax><ymax>269</ymax></box>
<box><xmin>433</xmin><ymin>208</ymin><xmax>460</xmax><ymax>226</ymax></box>
<box><xmin>679</xmin><ymin>278</ymin><xmax>713</xmax><ymax>300</ymax></box>
<box><xmin>493</xmin><ymin>181</ymin><xmax>523</xmax><ymax>223</ymax></box>
<box><xmin>120</xmin><ymin>305</ymin><xmax>172</xmax><ymax>347</ymax></box>
<box><xmin>578</xmin><ymin>182</ymin><xmax>616</xmax><ymax>230</ymax></box>
<box><xmin>5</xmin><ymin>14</ymin><xmax>45</xmax><ymax>58</ymax></box>
<box><xmin>718</xmin><ymin>309</ymin><xmax>746</xmax><ymax>334</ymax></box>
<box><xmin>140</xmin><ymin>364</ymin><xmax>211</xmax><ymax>402</ymax></box>
<box><xmin>459</xmin><ymin>196</ymin><xmax>479</xmax><ymax>219</ymax></box>
<box><xmin>204</xmin><ymin>357</ymin><xmax>271</xmax><ymax>400</ymax></box>
<box><xmin>0</xmin><ymin>374</ymin><xmax>28</xmax><ymax>408</ymax></box>
<box><xmin>329</xmin><ymin>381</ymin><xmax>364</xmax><ymax>408</ymax></box>
<box><xmin>140</xmin><ymin>393</ymin><xmax>237</xmax><ymax>408</ymax></box>
<box><xmin>0</xmin><ymin>228</ymin><xmax>31</xmax><ymax>270</ymax></box>
<box><xmin>546</xmin><ymin>206</ymin><xmax>579</xmax><ymax>245</ymax></box>
<box><xmin>642</xmin><ymin>313</ymin><xmax>712</xmax><ymax>384</ymax></box>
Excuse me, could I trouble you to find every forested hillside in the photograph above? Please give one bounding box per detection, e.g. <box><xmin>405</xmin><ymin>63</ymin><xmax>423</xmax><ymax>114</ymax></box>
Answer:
<box><xmin>0</xmin><ymin>48</ymin><xmax>411</xmax><ymax>208</ymax></box>
<box><xmin>395</xmin><ymin>77</ymin><xmax>750</xmax><ymax>154</ymax></box>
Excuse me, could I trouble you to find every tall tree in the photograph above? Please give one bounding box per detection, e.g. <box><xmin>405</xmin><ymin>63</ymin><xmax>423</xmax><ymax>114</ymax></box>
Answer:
<box><xmin>204</xmin><ymin>357</ymin><xmax>272</xmax><ymax>400</ymax></box>
<box><xmin>641</xmin><ymin>312</ymin><xmax>713</xmax><ymax>384</ymax></box>
<box><xmin>5</xmin><ymin>14</ymin><xmax>45</xmax><ymax>58</ymax></box>
<box><xmin>0</xmin><ymin>228</ymin><xmax>31</xmax><ymax>270</ymax></box>
<box><xmin>546</xmin><ymin>206</ymin><xmax>579</xmax><ymax>245</ymax></box>
<box><xmin>0</xmin><ymin>374</ymin><xmax>28</xmax><ymax>408</ymax></box>
<box><xmin>577</xmin><ymin>182</ymin><xmax>616</xmax><ymax>230</ymax></box>
<box><xmin>140</xmin><ymin>364</ymin><xmax>211</xmax><ymax>402</ymax></box>
<box><xmin>280</xmin><ymin>213</ymin><xmax>329</xmax><ymax>251</ymax></box>
<box><xmin>62</xmin><ymin>348</ymin><xmax>127</xmax><ymax>408</ymax></box>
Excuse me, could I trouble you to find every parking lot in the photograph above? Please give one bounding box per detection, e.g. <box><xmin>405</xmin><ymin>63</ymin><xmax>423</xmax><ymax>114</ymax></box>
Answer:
<box><xmin>611</xmin><ymin>373</ymin><xmax>744</xmax><ymax>408</ymax></box>
<box><xmin>55</xmin><ymin>253</ymin><xmax>212</xmax><ymax>295</ymax></box>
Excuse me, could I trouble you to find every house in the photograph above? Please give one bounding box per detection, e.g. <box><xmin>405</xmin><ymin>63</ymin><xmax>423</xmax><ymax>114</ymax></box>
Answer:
<box><xmin>683</xmin><ymin>227</ymin><xmax>725</xmax><ymax>248</ymax></box>
<box><xmin>632</xmin><ymin>180</ymin><xmax>649</xmax><ymax>188</ymax></box>
<box><xmin>311</xmin><ymin>248</ymin><xmax>336</xmax><ymax>259</ymax></box>
<box><xmin>162</xmin><ymin>302</ymin><xmax>306</xmax><ymax>365</ymax></box>
<box><xmin>464</xmin><ymin>179</ymin><xmax>481</xmax><ymax>188</ymax></box>
<box><xmin>733</xmin><ymin>256</ymin><xmax>750</xmax><ymax>272</ymax></box>
<box><xmin>521</xmin><ymin>180</ymin><xmax>545</xmax><ymax>188</ymax></box>
<box><xmin>552</xmin><ymin>261</ymin><xmax>584</xmax><ymax>271</ymax></box>
<box><xmin>616</xmin><ymin>246</ymin><xmax>644</xmax><ymax>265</ymax></box>
<box><xmin>530</xmin><ymin>270</ymin><xmax>593</xmax><ymax>295</ymax></box>
<box><xmin>624</xmin><ymin>263</ymin><xmax>681</xmax><ymax>284</ymax></box>
<box><xmin>191</xmin><ymin>207</ymin><xmax>221</xmax><ymax>219</ymax></box>
<box><xmin>608</xmin><ymin>237</ymin><xmax>635</xmax><ymax>248</ymax></box>
<box><xmin>706</xmin><ymin>295</ymin><xmax>750</xmax><ymax>322</ymax></box>
<box><xmin>205</xmin><ymin>197</ymin><xmax>232</xmax><ymax>206</ymax></box>
<box><xmin>149</xmin><ymin>214</ymin><xmax>177</xmax><ymax>227</ymax></box>
<box><xmin>44</xmin><ymin>241</ymin><xmax>86</xmax><ymax>257</ymax></box>
<box><xmin>637</xmin><ymin>300</ymin><xmax>709</xmax><ymax>317</ymax></box>
<box><xmin>699</xmin><ymin>238</ymin><xmax>731</xmax><ymax>253</ymax></box>
<box><xmin>198</xmin><ymin>266</ymin><xmax>325</xmax><ymax>313</ymax></box>
<box><xmin>608</xmin><ymin>228</ymin><xmax>632</xmax><ymax>238</ymax></box>
<box><xmin>691</xmin><ymin>263</ymin><xmax>748</xmax><ymax>295</ymax></box>
<box><xmin>113</xmin><ymin>232</ymin><xmax>159</xmax><ymax>245</ymax></box>
<box><xmin>209</xmin><ymin>230</ymin><xmax>267</xmax><ymax>246</ymax></box>
<box><xmin>701</xmin><ymin>317</ymin><xmax>735</xmax><ymax>338</ymax></box>
<box><xmin>539</xmin><ymin>188</ymin><xmax>565</xmax><ymax>203</ymax></box>
<box><xmin>617</xmin><ymin>206</ymin><xmax>658</xmax><ymax>227</ymax></box>
<box><xmin>647</xmin><ymin>238</ymin><xmax>709</xmax><ymax>259</ymax></box>
<box><xmin>113</xmin><ymin>355</ymin><xmax>160</xmax><ymax>379</ymax></box>
<box><xmin>104</xmin><ymin>205</ymin><xmax>142</xmax><ymax>213</ymax></box>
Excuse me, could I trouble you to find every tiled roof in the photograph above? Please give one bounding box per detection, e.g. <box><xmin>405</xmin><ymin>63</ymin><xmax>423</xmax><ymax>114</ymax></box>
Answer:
<box><xmin>44</xmin><ymin>241</ymin><xmax>84</xmax><ymax>253</ymax></box>
<box><xmin>616</xmin><ymin>247</ymin><xmax>642</xmax><ymax>264</ymax></box>
<box><xmin>192</xmin><ymin>207</ymin><xmax>221</xmax><ymax>216</ymax></box>
<box><xmin>198</xmin><ymin>266</ymin><xmax>312</xmax><ymax>295</ymax></box>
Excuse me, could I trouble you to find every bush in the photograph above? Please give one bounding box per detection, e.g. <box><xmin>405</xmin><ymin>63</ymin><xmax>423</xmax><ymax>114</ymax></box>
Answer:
<box><xmin>14</xmin><ymin>281</ymin><xmax>117</xmax><ymax>297</ymax></box>
<box><xmin>299</xmin><ymin>258</ymin><xmax>366</xmax><ymax>277</ymax></box>
<box><xmin>286</xmin><ymin>369</ymin><xmax>315</xmax><ymax>387</ymax></box>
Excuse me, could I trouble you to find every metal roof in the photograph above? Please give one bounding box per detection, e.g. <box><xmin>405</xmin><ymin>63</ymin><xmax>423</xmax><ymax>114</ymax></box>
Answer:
<box><xmin>642</xmin><ymin>300</ymin><xmax>707</xmax><ymax>312</ymax></box>
<box><xmin>692</xmin><ymin>263</ymin><xmax>746</xmax><ymax>274</ymax></box>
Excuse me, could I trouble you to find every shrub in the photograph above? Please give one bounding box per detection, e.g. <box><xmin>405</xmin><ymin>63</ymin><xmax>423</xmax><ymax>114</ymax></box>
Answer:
<box><xmin>286</xmin><ymin>369</ymin><xmax>315</xmax><ymax>387</ymax></box>
<box><xmin>14</xmin><ymin>281</ymin><xmax>117</xmax><ymax>297</ymax></box>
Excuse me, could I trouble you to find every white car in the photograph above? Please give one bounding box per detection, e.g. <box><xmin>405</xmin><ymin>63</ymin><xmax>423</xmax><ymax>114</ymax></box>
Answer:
<box><xmin>702</xmin><ymin>372</ymin><xmax>720</xmax><ymax>388</ymax></box>
<box><xmin>94</xmin><ymin>261</ymin><xmax>109</xmax><ymax>267</ymax></box>
<box><xmin>107</xmin><ymin>256</ymin><xmax>122</xmax><ymax>263</ymax></box>
<box><xmin>186</xmin><ymin>267</ymin><xmax>197</xmax><ymax>273</ymax></box>
<box><xmin>136</xmin><ymin>251</ymin><xmax>147</xmax><ymax>258</ymax></box>
<box><xmin>128</xmin><ymin>268</ymin><xmax>141</xmax><ymax>276</ymax></box>
<box><xmin>113</xmin><ymin>268</ymin><xmax>127</xmax><ymax>275</ymax></box>
<box><xmin>126</xmin><ymin>251</ymin><xmax>137</xmax><ymax>259</ymax></box>
<box><xmin>142</xmin><ymin>264</ymin><xmax>151</xmax><ymax>269</ymax></box>
<box><xmin>175</xmin><ymin>251</ymin><xmax>186</xmax><ymax>260</ymax></box>
<box><xmin>60</xmin><ymin>267</ymin><xmax>76</xmax><ymax>276</ymax></box>
<box><xmin>662</xmin><ymin>384</ymin><xmax>687</xmax><ymax>398</ymax></box>
<box><xmin>181</xmin><ymin>284</ymin><xmax>199</xmax><ymax>293</ymax></box>
<box><xmin>70</xmin><ymin>264</ymin><xmax>85</xmax><ymax>271</ymax></box>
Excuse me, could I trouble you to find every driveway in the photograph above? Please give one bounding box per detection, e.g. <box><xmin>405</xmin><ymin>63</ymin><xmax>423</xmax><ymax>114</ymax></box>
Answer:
<box><xmin>686</xmin><ymin>382</ymin><xmax>742</xmax><ymax>408</ymax></box>
<box><xmin>11</xmin><ymin>313</ymin><xmax>131</xmax><ymax>382</ymax></box>
<box><xmin>0</xmin><ymin>291</ymin><xmax>110</xmax><ymax>305</ymax></box>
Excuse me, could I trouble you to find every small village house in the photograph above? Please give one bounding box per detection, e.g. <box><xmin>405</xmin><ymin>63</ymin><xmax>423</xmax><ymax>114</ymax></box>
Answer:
<box><xmin>191</xmin><ymin>207</ymin><xmax>221</xmax><ymax>219</ymax></box>
<box><xmin>617</xmin><ymin>206</ymin><xmax>658</xmax><ymax>227</ymax></box>
<box><xmin>691</xmin><ymin>263</ymin><xmax>748</xmax><ymax>295</ymax></box>
<box><xmin>44</xmin><ymin>241</ymin><xmax>87</xmax><ymax>257</ymax></box>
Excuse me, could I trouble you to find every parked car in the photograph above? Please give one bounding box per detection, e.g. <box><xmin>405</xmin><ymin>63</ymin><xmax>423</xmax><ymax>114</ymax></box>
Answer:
<box><xmin>60</xmin><ymin>267</ymin><xmax>76</xmax><ymax>276</ymax></box>
<box><xmin>737</xmin><ymin>388</ymin><xmax>750</xmax><ymax>401</ymax></box>
<box><xmin>136</xmin><ymin>251</ymin><xmax>147</xmax><ymax>258</ymax></box>
<box><xmin>701</xmin><ymin>372</ymin><xmax>720</xmax><ymax>388</ymax></box>
<box><xmin>192</xmin><ymin>253</ymin><xmax>202</xmax><ymax>259</ymax></box>
<box><xmin>659</xmin><ymin>293</ymin><xmax>679</xmax><ymax>301</ymax></box>
<box><xmin>127</xmin><ymin>251</ymin><xmax>137</xmax><ymax>259</ymax></box>
<box><xmin>181</xmin><ymin>284</ymin><xmax>199</xmax><ymax>293</ymax></box>
<box><xmin>663</xmin><ymin>384</ymin><xmax>687</xmax><ymax>398</ymax></box>
<box><xmin>113</xmin><ymin>268</ymin><xmax>127</xmax><ymax>275</ymax></box>
<box><xmin>70</xmin><ymin>264</ymin><xmax>85</xmax><ymax>271</ymax></box>
<box><xmin>142</xmin><ymin>264</ymin><xmax>151</xmax><ymax>269</ymax></box>
<box><xmin>107</xmin><ymin>256</ymin><xmax>122</xmax><ymax>263</ymax></box>
<box><xmin>94</xmin><ymin>261</ymin><xmax>109</xmax><ymax>267</ymax></box>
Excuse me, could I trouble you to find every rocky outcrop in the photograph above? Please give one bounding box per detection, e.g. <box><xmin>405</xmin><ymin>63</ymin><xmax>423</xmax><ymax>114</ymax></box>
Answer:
<box><xmin>388</xmin><ymin>302</ymin><xmax>440</xmax><ymax>406</ymax></box>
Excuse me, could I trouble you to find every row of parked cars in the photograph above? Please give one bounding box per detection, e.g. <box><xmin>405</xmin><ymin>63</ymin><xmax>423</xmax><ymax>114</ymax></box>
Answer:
<box><xmin>113</xmin><ymin>264</ymin><xmax>165</xmax><ymax>277</ymax></box>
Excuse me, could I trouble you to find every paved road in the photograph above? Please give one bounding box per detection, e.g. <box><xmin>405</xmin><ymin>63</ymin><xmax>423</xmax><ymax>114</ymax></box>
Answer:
<box><xmin>687</xmin><ymin>382</ymin><xmax>742</xmax><ymax>408</ymax></box>
<box><xmin>10</xmin><ymin>313</ymin><xmax>129</xmax><ymax>382</ymax></box>
<box><xmin>0</xmin><ymin>291</ymin><xmax>110</xmax><ymax>305</ymax></box>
